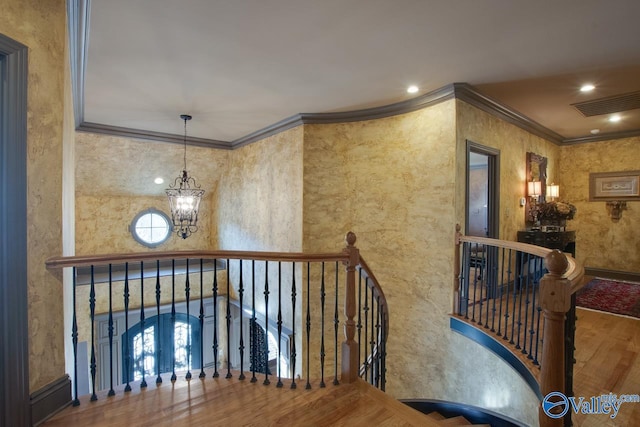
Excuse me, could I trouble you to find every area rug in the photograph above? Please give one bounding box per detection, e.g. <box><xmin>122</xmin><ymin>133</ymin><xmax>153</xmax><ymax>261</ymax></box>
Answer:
<box><xmin>576</xmin><ymin>278</ymin><xmax>640</xmax><ymax>319</ymax></box>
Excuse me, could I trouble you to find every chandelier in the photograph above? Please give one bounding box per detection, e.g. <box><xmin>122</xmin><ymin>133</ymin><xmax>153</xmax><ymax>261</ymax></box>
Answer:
<box><xmin>165</xmin><ymin>114</ymin><xmax>205</xmax><ymax>239</ymax></box>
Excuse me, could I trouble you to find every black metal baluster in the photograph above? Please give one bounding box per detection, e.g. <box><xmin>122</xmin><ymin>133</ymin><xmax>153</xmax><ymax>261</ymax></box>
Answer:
<box><xmin>305</xmin><ymin>262</ymin><xmax>311</xmax><ymax>390</ymax></box>
<box><xmin>333</xmin><ymin>261</ymin><xmax>339</xmax><ymax>386</ymax></box>
<box><xmin>478</xmin><ymin>244</ymin><xmax>485</xmax><ymax>327</ymax></box>
<box><xmin>515</xmin><ymin>254</ymin><xmax>527</xmax><ymax>350</ymax></box>
<box><xmin>491</xmin><ymin>248</ymin><xmax>502</xmax><ymax>332</ymax></box>
<box><xmin>380</xmin><ymin>304</ymin><xmax>387</xmax><ymax>391</ymax></box>
<box><xmin>290</xmin><ymin>262</ymin><xmax>297</xmax><ymax>389</ymax></box>
<box><xmin>485</xmin><ymin>244</ymin><xmax>493</xmax><ymax>328</ymax></box>
<box><xmin>238</xmin><ymin>259</ymin><xmax>245</xmax><ymax>380</ymax></box>
<box><xmin>527</xmin><ymin>256</ymin><xmax>539</xmax><ymax>360</ymax></box>
<box><xmin>363</xmin><ymin>273</ymin><xmax>369</xmax><ymax>379</ymax></box>
<box><xmin>263</xmin><ymin>261</ymin><xmax>270</xmax><ymax>386</ymax></box>
<box><xmin>374</xmin><ymin>295</ymin><xmax>381</xmax><ymax>387</ymax></box>
<box><xmin>212</xmin><ymin>259</ymin><xmax>219</xmax><ymax>378</ymax></box>
<box><xmin>369</xmin><ymin>285</ymin><xmax>374</xmax><ymax>385</ymax></box>
<box><xmin>139</xmin><ymin>261</ymin><xmax>147</xmax><ymax>389</ymax></box>
<box><xmin>276</xmin><ymin>262</ymin><xmax>283</xmax><ymax>388</ymax></box>
<box><xmin>471</xmin><ymin>243</ymin><xmax>479</xmax><ymax>322</ymax></box>
<box><xmin>155</xmin><ymin>260</ymin><xmax>162</xmax><ymax>385</ymax></box>
<box><xmin>185</xmin><ymin>259</ymin><xmax>192</xmax><ymax>380</ymax></box>
<box><xmin>71</xmin><ymin>268</ymin><xmax>80</xmax><ymax>406</ymax></box>
<box><xmin>108</xmin><ymin>264</ymin><xmax>115</xmax><ymax>396</ymax></box>
<box><xmin>510</xmin><ymin>252</ymin><xmax>523</xmax><ymax>345</ymax></box>
<box><xmin>199</xmin><ymin>259</ymin><xmax>206</xmax><ymax>379</ymax></box>
<box><xmin>533</xmin><ymin>256</ymin><xmax>544</xmax><ymax>365</ymax></box>
<box><xmin>503</xmin><ymin>250</ymin><xmax>513</xmax><ymax>341</ymax></box>
<box><xmin>89</xmin><ymin>266</ymin><xmax>98</xmax><ymax>401</ymax></box>
<box><xmin>251</xmin><ymin>260</ymin><xmax>257</xmax><ymax>383</ymax></box>
<box><xmin>460</xmin><ymin>242</ymin><xmax>470</xmax><ymax>317</ymax></box>
<box><xmin>357</xmin><ymin>271</ymin><xmax>363</xmax><ymax>374</ymax></box>
<box><xmin>124</xmin><ymin>263</ymin><xmax>132</xmax><ymax>392</ymax></box>
<box><xmin>171</xmin><ymin>260</ymin><xmax>177</xmax><ymax>382</ymax></box>
<box><xmin>225</xmin><ymin>259</ymin><xmax>232</xmax><ymax>379</ymax></box>
<box><xmin>495</xmin><ymin>249</ymin><xmax>505</xmax><ymax>336</ymax></box>
<box><xmin>319</xmin><ymin>262</ymin><xmax>326</xmax><ymax>388</ymax></box>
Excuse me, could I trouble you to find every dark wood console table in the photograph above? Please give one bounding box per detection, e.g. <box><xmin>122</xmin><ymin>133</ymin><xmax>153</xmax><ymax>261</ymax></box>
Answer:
<box><xmin>517</xmin><ymin>230</ymin><xmax>575</xmax><ymax>256</ymax></box>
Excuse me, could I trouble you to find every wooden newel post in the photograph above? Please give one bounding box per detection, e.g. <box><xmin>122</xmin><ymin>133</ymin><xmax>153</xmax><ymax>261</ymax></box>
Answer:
<box><xmin>539</xmin><ymin>250</ymin><xmax>571</xmax><ymax>427</ymax></box>
<box><xmin>341</xmin><ymin>231</ymin><xmax>360</xmax><ymax>383</ymax></box>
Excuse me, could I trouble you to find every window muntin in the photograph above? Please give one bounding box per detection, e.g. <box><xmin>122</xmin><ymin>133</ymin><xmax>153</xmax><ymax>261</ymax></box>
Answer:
<box><xmin>130</xmin><ymin>208</ymin><xmax>171</xmax><ymax>248</ymax></box>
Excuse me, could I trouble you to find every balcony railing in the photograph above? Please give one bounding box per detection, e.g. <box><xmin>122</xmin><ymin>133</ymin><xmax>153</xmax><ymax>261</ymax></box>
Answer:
<box><xmin>46</xmin><ymin>232</ymin><xmax>388</xmax><ymax>406</ymax></box>
<box><xmin>453</xmin><ymin>225</ymin><xmax>585</xmax><ymax>427</ymax></box>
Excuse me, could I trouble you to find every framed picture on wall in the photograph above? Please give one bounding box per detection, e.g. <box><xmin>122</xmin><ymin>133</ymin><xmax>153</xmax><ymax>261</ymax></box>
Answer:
<box><xmin>589</xmin><ymin>171</ymin><xmax>640</xmax><ymax>201</ymax></box>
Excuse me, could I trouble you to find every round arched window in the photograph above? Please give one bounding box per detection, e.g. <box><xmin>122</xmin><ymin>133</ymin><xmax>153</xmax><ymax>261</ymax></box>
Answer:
<box><xmin>130</xmin><ymin>208</ymin><xmax>172</xmax><ymax>248</ymax></box>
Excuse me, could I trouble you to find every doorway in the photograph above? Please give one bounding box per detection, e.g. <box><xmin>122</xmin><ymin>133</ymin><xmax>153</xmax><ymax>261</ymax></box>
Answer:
<box><xmin>466</xmin><ymin>141</ymin><xmax>499</xmax><ymax>238</ymax></box>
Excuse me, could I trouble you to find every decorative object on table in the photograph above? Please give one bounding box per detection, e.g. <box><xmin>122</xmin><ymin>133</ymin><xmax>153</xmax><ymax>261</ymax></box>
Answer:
<box><xmin>576</xmin><ymin>278</ymin><xmax>640</xmax><ymax>319</ymax></box>
<box><xmin>525</xmin><ymin>152</ymin><xmax>547</xmax><ymax>227</ymax></box>
<box><xmin>165</xmin><ymin>114</ymin><xmax>205</xmax><ymax>239</ymax></box>
<box><xmin>534</xmin><ymin>200</ymin><xmax>577</xmax><ymax>231</ymax></box>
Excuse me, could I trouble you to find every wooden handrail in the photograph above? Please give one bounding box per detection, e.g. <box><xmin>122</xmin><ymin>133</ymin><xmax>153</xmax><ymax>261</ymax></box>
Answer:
<box><xmin>46</xmin><ymin>232</ymin><xmax>390</xmax><ymax>390</ymax></box>
<box><xmin>46</xmin><ymin>249</ymin><xmax>349</xmax><ymax>269</ymax></box>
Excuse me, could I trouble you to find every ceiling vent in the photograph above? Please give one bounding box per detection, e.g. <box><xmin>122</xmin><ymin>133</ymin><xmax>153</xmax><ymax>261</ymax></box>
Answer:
<box><xmin>572</xmin><ymin>91</ymin><xmax>640</xmax><ymax>117</ymax></box>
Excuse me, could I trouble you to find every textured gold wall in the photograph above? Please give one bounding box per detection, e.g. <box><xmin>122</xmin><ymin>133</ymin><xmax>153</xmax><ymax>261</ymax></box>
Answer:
<box><xmin>456</xmin><ymin>100</ymin><xmax>561</xmax><ymax>240</ymax></box>
<box><xmin>1</xmin><ymin>0</ymin><xmax>67</xmax><ymax>391</ymax></box>
<box><xmin>302</xmin><ymin>103</ymin><xmax>460</xmax><ymax>395</ymax></box>
<box><xmin>559</xmin><ymin>136</ymin><xmax>640</xmax><ymax>272</ymax></box>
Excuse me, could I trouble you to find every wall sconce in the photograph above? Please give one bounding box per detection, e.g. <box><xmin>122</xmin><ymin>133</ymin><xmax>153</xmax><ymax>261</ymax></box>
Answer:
<box><xmin>606</xmin><ymin>201</ymin><xmax>627</xmax><ymax>221</ymax></box>
<box><xmin>547</xmin><ymin>183</ymin><xmax>559</xmax><ymax>201</ymax></box>
<box><xmin>527</xmin><ymin>181</ymin><xmax>542</xmax><ymax>202</ymax></box>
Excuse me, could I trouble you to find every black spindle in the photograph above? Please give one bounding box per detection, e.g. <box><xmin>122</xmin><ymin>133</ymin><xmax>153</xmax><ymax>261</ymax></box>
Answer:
<box><xmin>139</xmin><ymin>261</ymin><xmax>147</xmax><ymax>389</ymax></box>
<box><xmin>212</xmin><ymin>260</ymin><xmax>219</xmax><ymax>378</ymax></box>
<box><xmin>123</xmin><ymin>263</ymin><xmax>132</xmax><ymax>392</ymax></box>
<box><xmin>263</xmin><ymin>261</ymin><xmax>270</xmax><ymax>386</ymax></box>
<box><xmin>276</xmin><ymin>262</ymin><xmax>283</xmax><ymax>388</ymax></box>
<box><xmin>319</xmin><ymin>262</ymin><xmax>326</xmax><ymax>388</ymax></box>
<box><xmin>185</xmin><ymin>259</ymin><xmax>192</xmax><ymax>380</ymax></box>
<box><xmin>199</xmin><ymin>259</ymin><xmax>206</xmax><ymax>379</ymax></box>
<box><xmin>107</xmin><ymin>264</ymin><xmax>115</xmax><ymax>396</ymax></box>
<box><xmin>251</xmin><ymin>260</ymin><xmax>257</xmax><ymax>383</ymax></box>
<box><xmin>171</xmin><ymin>259</ymin><xmax>177</xmax><ymax>382</ymax></box>
<box><xmin>305</xmin><ymin>262</ymin><xmax>311</xmax><ymax>390</ymax></box>
<box><xmin>238</xmin><ymin>260</ymin><xmax>245</xmax><ymax>380</ymax></box>
<box><xmin>225</xmin><ymin>259</ymin><xmax>232</xmax><ymax>379</ymax></box>
<box><xmin>155</xmin><ymin>260</ymin><xmax>162</xmax><ymax>385</ymax></box>
<box><xmin>290</xmin><ymin>262</ymin><xmax>297</xmax><ymax>389</ymax></box>
<box><xmin>89</xmin><ymin>266</ymin><xmax>97</xmax><ymax>401</ymax></box>
<box><xmin>71</xmin><ymin>268</ymin><xmax>80</xmax><ymax>406</ymax></box>
<box><xmin>333</xmin><ymin>262</ymin><xmax>339</xmax><ymax>386</ymax></box>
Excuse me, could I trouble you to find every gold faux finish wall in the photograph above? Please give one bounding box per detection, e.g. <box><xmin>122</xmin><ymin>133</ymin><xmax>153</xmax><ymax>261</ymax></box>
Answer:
<box><xmin>456</xmin><ymin>100</ymin><xmax>561</xmax><ymax>240</ymax></box>
<box><xmin>1</xmin><ymin>0</ymin><xmax>67</xmax><ymax>391</ymax></box>
<box><xmin>302</xmin><ymin>102</ymin><xmax>459</xmax><ymax>398</ymax></box>
<box><xmin>559</xmin><ymin>136</ymin><xmax>640</xmax><ymax>273</ymax></box>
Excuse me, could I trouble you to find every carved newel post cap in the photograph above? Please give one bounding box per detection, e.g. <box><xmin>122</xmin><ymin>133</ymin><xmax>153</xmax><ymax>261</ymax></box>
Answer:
<box><xmin>345</xmin><ymin>231</ymin><xmax>357</xmax><ymax>247</ymax></box>
<box><xmin>544</xmin><ymin>249</ymin><xmax>568</xmax><ymax>276</ymax></box>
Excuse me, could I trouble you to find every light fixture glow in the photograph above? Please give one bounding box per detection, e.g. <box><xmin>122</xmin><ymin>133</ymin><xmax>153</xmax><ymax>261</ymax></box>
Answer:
<box><xmin>580</xmin><ymin>84</ymin><xmax>595</xmax><ymax>92</ymax></box>
<box><xmin>165</xmin><ymin>114</ymin><xmax>205</xmax><ymax>239</ymax></box>
<box><xmin>154</xmin><ymin>177</ymin><xmax>164</xmax><ymax>184</ymax></box>
<box><xmin>590</xmin><ymin>129</ymin><xmax>600</xmax><ymax>135</ymax></box>
<box><xmin>407</xmin><ymin>85</ymin><xmax>419</xmax><ymax>94</ymax></box>
<box><xmin>609</xmin><ymin>114</ymin><xmax>622</xmax><ymax>123</ymax></box>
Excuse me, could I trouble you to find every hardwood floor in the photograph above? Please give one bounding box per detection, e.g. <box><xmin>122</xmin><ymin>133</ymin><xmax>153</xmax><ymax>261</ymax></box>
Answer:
<box><xmin>42</xmin><ymin>278</ymin><xmax>639</xmax><ymax>427</ymax></box>
<box><xmin>572</xmin><ymin>307</ymin><xmax>640</xmax><ymax>427</ymax></box>
<box><xmin>42</xmin><ymin>373</ymin><xmax>440</xmax><ymax>427</ymax></box>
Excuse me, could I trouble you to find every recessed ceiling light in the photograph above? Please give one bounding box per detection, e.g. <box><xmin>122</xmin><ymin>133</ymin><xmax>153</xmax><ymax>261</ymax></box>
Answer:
<box><xmin>407</xmin><ymin>85</ymin><xmax>419</xmax><ymax>94</ymax></box>
<box><xmin>154</xmin><ymin>177</ymin><xmax>164</xmax><ymax>184</ymax></box>
<box><xmin>580</xmin><ymin>84</ymin><xmax>595</xmax><ymax>92</ymax></box>
<box><xmin>609</xmin><ymin>115</ymin><xmax>622</xmax><ymax>123</ymax></box>
<box><xmin>590</xmin><ymin>129</ymin><xmax>600</xmax><ymax>135</ymax></box>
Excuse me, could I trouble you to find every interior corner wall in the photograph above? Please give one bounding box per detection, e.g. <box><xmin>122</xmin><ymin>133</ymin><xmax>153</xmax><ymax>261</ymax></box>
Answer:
<box><xmin>558</xmin><ymin>136</ymin><xmax>640</xmax><ymax>273</ymax></box>
<box><xmin>217</xmin><ymin>126</ymin><xmax>304</xmax><ymax>252</ymax></box>
<box><xmin>455</xmin><ymin>100</ymin><xmax>560</xmax><ymax>240</ymax></box>
<box><xmin>0</xmin><ymin>0</ymin><xmax>67</xmax><ymax>392</ymax></box>
<box><xmin>301</xmin><ymin>101</ymin><xmax>462</xmax><ymax>398</ymax></box>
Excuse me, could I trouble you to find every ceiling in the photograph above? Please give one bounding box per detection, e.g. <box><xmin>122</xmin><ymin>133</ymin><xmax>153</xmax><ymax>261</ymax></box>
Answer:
<box><xmin>80</xmin><ymin>0</ymin><xmax>640</xmax><ymax>146</ymax></box>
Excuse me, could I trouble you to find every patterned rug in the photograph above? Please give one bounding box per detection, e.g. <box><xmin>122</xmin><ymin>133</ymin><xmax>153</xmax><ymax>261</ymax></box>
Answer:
<box><xmin>576</xmin><ymin>278</ymin><xmax>640</xmax><ymax>319</ymax></box>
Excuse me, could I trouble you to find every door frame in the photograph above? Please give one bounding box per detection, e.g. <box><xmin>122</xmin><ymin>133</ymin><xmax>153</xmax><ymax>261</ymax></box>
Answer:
<box><xmin>0</xmin><ymin>33</ymin><xmax>30</xmax><ymax>427</ymax></box>
<box><xmin>465</xmin><ymin>140</ymin><xmax>500</xmax><ymax>238</ymax></box>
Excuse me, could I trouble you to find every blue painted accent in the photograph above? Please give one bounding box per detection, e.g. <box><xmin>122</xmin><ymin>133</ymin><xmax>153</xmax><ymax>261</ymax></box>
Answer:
<box><xmin>450</xmin><ymin>317</ymin><xmax>543</xmax><ymax>400</ymax></box>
